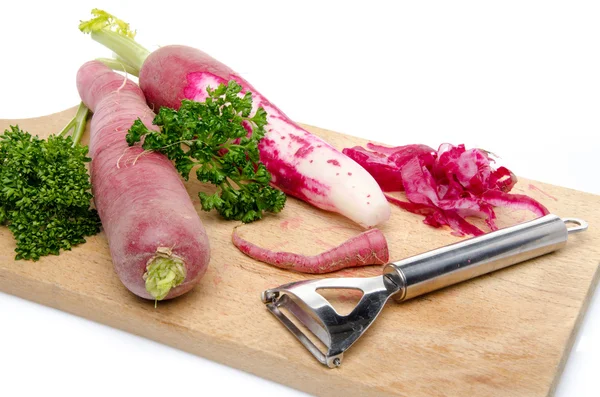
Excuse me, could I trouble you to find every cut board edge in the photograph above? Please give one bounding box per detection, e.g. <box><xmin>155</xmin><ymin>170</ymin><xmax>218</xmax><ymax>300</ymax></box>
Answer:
<box><xmin>0</xmin><ymin>264</ymin><xmax>374</xmax><ymax>397</ymax></box>
<box><xmin>548</xmin><ymin>261</ymin><xmax>600</xmax><ymax>396</ymax></box>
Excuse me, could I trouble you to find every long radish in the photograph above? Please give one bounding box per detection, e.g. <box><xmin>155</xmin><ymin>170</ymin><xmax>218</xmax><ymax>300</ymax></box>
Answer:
<box><xmin>79</xmin><ymin>10</ymin><xmax>391</xmax><ymax>229</ymax></box>
<box><xmin>76</xmin><ymin>60</ymin><xmax>210</xmax><ymax>301</ymax></box>
<box><xmin>232</xmin><ymin>228</ymin><xmax>389</xmax><ymax>274</ymax></box>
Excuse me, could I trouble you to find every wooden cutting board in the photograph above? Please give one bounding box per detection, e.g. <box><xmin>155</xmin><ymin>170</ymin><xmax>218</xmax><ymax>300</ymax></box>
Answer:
<box><xmin>1</xmin><ymin>107</ymin><xmax>599</xmax><ymax>397</ymax></box>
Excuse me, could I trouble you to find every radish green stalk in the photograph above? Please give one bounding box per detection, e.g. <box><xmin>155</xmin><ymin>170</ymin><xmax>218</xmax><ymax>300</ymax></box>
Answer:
<box><xmin>59</xmin><ymin>101</ymin><xmax>90</xmax><ymax>146</ymax></box>
<box><xmin>96</xmin><ymin>57</ymin><xmax>139</xmax><ymax>75</ymax></box>
<box><xmin>79</xmin><ymin>9</ymin><xmax>148</xmax><ymax>73</ymax></box>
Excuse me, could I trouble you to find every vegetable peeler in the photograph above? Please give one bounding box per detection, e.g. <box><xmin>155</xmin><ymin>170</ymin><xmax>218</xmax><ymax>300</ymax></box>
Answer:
<box><xmin>261</xmin><ymin>214</ymin><xmax>588</xmax><ymax>368</ymax></box>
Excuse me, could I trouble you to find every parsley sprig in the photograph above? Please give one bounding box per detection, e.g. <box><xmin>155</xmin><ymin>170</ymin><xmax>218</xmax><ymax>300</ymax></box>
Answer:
<box><xmin>0</xmin><ymin>104</ymin><xmax>101</xmax><ymax>260</ymax></box>
<box><xmin>126</xmin><ymin>80</ymin><xmax>286</xmax><ymax>223</ymax></box>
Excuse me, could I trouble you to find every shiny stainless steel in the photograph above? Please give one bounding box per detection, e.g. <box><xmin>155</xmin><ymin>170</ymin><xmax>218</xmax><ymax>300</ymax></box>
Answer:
<box><xmin>262</xmin><ymin>273</ymin><xmax>401</xmax><ymax>367</ymax></box>
<box><xmin>563</xmin><ymin>217</ymin><xmax>589</xmax><ymax>234</ymax></box>
<box><xmin>262</xmin><ymin>214</ymin><xmax>587</xmax><ymax>367</ymax></box>
<box><xmin>384</xmin><ymin>214</ymin><xmax>572</xmax><ymax>301</ymax></box>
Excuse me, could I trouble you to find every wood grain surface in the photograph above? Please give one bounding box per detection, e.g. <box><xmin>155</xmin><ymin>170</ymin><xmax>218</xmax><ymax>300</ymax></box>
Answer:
<box><xmin>1</xmin><ymin>107</ymin><xmax>599</xmax><ymax>397</ymax></box>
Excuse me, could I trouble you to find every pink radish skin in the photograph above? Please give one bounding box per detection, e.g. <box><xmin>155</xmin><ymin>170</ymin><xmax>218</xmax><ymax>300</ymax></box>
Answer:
<box><xmin>76</xmin><ymin>60</ymin><xmax>210</xmax><ymax>300</ymax></box>
<box><xmin>232</xmin><ymin>228</ymin><xmax>389</xmax><ymax>274</ymax></box>
<box><xmin>138</xmin><ymin>45</ymin><xmax>390</xmax><ymax>228</ymax></box>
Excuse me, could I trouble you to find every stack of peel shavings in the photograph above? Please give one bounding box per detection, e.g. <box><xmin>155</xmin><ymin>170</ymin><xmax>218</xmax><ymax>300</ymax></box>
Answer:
<box><xmin>343</xmin><ymin>142</ymin><xmax>549</xmax><ymax>237</ymax></box>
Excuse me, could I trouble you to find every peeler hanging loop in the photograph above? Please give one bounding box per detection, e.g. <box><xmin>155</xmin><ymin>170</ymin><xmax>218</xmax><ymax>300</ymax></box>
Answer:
<box><xmin>562</xmin><ymin>217</ymin><xmax>588</xmax><ymax>234</ymax></box>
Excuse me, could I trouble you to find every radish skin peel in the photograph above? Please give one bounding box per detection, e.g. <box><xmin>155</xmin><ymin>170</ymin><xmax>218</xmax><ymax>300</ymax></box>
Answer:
<box><xmin>80</xmin><ymin>10</ymin><xmax>391</xmax><ymax>228</ymax></box>
<box><xmin>76</xmin><ymin>60</ymin><xmax>210</xmax><ymax>301</ymax></box>
<box><xmin>344</xmin><ymin>142</ymin><xmax>549</xmax><ymax>236</ymax></box>
<box><xmin>232</xmin><ymin>228</ymin><xmax>389</xmax><ymax>274</ymax></box>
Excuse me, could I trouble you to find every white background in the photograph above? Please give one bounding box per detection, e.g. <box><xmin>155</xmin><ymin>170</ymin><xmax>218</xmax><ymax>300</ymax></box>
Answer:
<box><xmin>1</xmin><ymin>1</ymin><xmax>599</xmax><ymax>396</ymax></box>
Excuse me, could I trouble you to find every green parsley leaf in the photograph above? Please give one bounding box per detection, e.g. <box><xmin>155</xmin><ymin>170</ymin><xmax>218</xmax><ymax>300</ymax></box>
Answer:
<box><xmin>0</xmin><ymin>125</ymin><xmax>101</xmax><ymax>261</ymax></box>
<box><xmin>126</xmin><ymin>80</ymin><xmax>286</xmax><ymax>222</ymax></box>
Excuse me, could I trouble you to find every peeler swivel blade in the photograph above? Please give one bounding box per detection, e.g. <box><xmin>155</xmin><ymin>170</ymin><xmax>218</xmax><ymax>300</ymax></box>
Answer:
<box><xmin>261</xmin><ymin>274</ymin><xmax>402</xmax><ymax>368</ymax></box>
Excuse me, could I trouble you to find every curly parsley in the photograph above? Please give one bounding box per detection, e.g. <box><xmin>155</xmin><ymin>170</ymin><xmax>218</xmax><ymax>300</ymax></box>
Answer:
<box><xmin>126</xmin><ymin>80</ymin><xmax>286</xmax><ymax>223</ymax></box>
<box><xmin>0</xmin><ymin>104</ymin><xmax>101</xmax><ymax>261</ymax></box>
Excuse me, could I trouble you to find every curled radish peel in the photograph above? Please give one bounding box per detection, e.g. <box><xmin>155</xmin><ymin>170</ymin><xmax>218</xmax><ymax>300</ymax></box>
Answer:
<box><xmin>343</xmin><ymin>143</ymin><xmax>549</xmax><ymax>236</ymax></box>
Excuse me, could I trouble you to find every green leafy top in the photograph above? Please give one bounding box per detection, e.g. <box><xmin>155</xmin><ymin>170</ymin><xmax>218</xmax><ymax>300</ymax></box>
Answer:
<box><xmin>0</xmin><ymin>107</ymin><xmax>101</xmax><ymax>261</ymax></box>
<box><xmin>79</xmin><ymin>8</ymin><xmax>136</xmax><ymax>39</ymax></box>
<box><xmin>126</xmin><ymin>80</ymin><xmax>286</xmax><ymax>223</ymax></box>
<box><xmin>79</xmin><ymin>9</ymin><xmax>149</xmax><ymax>75</ymax></box>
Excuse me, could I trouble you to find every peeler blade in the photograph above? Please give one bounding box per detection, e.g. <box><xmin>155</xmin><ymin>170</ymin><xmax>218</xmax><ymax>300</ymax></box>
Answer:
<box><xmin>261</xmin><ymin>274</ymin><xmax>402</xmax><ymax>368</ymax></box>
<box><xmin>266</xmin><ymin>295</ymin><xmax>331</xmax><ymax>366</ymax></box>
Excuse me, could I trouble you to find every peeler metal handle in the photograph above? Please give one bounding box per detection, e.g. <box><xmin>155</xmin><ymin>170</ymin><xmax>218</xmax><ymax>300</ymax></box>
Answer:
<box><xmin>384</xmin><ymin>214</ymin><xmax>588</xmax><ymax>302</ymax></box>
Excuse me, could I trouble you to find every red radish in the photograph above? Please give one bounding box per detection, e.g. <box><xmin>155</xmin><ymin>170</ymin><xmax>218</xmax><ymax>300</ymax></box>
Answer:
<box><xmin>76</xmin><ymin>60</ymin><xmax>210</xmax><ymax>301</ymax></box>
<box><xmin>79</xmin><ymin>11</ymin><xmax>391</xmax><ymax>229</ymax></box>
<box><xmin>232</xmin><ymin>228</ymin><xmax>389</xmax><ymax>274</ymax></box>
